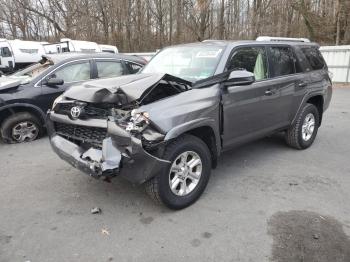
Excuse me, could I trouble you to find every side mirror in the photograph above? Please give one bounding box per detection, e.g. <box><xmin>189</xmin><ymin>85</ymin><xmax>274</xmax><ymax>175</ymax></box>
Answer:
<box><xmin>224</xmin><ymin>70</ymin><xmax>255</xmax><ymax>87</ymax></box>
<box><xmin>46</xmin><ymin>77</ymin><xmax>64</xmax><ymax>87</ymax></box>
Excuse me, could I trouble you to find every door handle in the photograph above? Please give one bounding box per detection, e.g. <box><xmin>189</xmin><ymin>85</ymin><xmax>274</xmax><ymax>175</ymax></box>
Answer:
<box><xmin>298</xmin><ymin>82</ymin><xmax>307</xmax><ymax>88</ymax></box>
<box><xmin>264</xmin><ymin>89</ymin><xmax>274</xmax><ymax>96</ymax></box>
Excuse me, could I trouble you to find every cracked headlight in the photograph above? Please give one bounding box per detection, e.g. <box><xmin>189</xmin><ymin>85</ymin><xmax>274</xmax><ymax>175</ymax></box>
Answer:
<box><xmin>52</xmin><ymin>95</ymin><xmax>63</xmax><ymax>110</ymax></box>
<box><xmin>126</xmin><ymin>110</ymin><xmax>150</xmax><ymax>132</ymax></box>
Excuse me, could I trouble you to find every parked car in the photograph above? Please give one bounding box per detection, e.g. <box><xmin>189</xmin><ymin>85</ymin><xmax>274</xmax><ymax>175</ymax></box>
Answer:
<box><xmin>47</xmin><ymin>37</ymin><xmax>332</xmax><ymax>209</ymax></box>
<box><xmin>0</xmin><ymin>53</ymin><xmax>145</xmax><ymax>143</ymax></box>
<box><xmin>0</xmin><ymin>39</ymin><xmax>47</xmax><ymax>73</ymax></box>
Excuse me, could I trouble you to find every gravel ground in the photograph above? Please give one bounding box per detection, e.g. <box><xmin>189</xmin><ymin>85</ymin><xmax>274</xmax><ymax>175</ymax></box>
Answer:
<box><xmin>0</xmin><ymin>88</ymin><xmax>350</xmax><ymax>262</ymax></box>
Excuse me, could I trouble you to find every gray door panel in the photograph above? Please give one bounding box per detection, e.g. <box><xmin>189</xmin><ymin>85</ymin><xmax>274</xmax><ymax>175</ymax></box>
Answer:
<box><xmin>221</xmin><ymin>79</ymin><xmax>286</xmax><ymax>148</ymax></box>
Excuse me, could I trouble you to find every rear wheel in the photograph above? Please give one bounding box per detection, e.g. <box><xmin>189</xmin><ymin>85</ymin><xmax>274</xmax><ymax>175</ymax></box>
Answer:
<box><xmin>145</xmin><ymin>135</ymin><xmax>211</xmax><ymax>210</ymax></box>
<box><xmin>1</xmin><ymin>112</ymin><xmax>43</xmax><ymax>143</ymax></box>
<box><xmin>285</xmin><ymin>103</ymin><xmax>320</xmax><ymax>149</ymax></box>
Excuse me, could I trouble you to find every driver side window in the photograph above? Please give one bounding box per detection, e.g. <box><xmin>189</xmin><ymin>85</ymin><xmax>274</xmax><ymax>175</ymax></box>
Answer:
<box><xmin>227</xmin><ymin>47</ymin><xmax>268</xmax><ymax>81</ymax></box>
<box><xmin>52</xmin><ymin>62</ymin><xmax>91</xmax><ymax>83</ymax></box>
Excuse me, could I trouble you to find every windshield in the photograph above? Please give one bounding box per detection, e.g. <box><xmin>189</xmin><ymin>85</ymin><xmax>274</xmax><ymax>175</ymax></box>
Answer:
<box><xmin>142</xmin><ymin>45</ymin><xmax>224</xmax><ymax>82</ymax></box>
<box><xmin>11</xmin><ymin>61</ymin><xmax>53</xmax><ymax>81</ymax></box>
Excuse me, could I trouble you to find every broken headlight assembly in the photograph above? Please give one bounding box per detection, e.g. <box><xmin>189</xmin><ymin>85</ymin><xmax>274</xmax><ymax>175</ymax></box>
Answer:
<box><xmin>52</xmin><ymin>95</ymin><xmax>64</xmax><ymax>110</ymax></box>
<box><xmin>126</xmin><ymin>110</ymin><xmax>150</xmax><ymax>133</ymax></box>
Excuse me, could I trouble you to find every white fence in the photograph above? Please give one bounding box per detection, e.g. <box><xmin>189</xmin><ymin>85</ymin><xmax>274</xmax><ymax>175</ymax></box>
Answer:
<box><xmin>320</xmin><ymin>45</ymin><xmax>350</xmax><ymax>83</ymax></box>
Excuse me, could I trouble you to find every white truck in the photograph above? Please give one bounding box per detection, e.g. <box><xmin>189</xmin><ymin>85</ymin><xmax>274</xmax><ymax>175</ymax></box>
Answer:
<box><xmin>43</xmin><ymin>38</ymin><xmax>118</xmax><ymax>54</ymax></box>
<box><xmin>0</xmin><ymin>39</ymin><xmax>47</xmax><ymax>73</ymax></box>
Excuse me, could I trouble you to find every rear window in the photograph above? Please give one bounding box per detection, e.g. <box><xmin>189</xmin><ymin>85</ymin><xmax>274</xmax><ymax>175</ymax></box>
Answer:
<box><xmin>301</xmin><ymin>47</ymin><xmax>326</xmax><ymax>71</ymax></box>
<box><xmin>268</xmin><ymin>46</ymin><xmax>296</xmax><ymax>77</ymax></box>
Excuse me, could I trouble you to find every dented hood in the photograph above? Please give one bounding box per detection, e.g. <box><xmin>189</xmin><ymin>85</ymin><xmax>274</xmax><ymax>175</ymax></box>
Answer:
<box><xmin>63</xmin><ymin>73</ymin><xmax>191</xmax><ymax>105</ymax></box>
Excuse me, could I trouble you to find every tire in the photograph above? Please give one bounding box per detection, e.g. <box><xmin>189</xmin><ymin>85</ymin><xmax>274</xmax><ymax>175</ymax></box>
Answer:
<box><xmin>285</xmin><ymin>103</ymin><xmax>320</xmax><ymax>150</ymax></box>
<box><xmin>145</xmin><ymin>134</ymin><xmax>212</xmax><ymax>210</ymax></box>
<box><xmin>1</xmin><ymin>112</ymin><xmax>43</xmax><ymax>144</ymax></box>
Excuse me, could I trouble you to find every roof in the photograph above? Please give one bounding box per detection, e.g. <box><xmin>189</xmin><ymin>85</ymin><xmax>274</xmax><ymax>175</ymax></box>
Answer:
<box><xmin>42</xmin><ymin>52</ymin><xmax>146</xmax><ymax>65</ymax></box>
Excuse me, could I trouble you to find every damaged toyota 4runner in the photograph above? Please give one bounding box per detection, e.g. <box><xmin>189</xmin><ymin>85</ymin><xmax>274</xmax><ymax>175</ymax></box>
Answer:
<box><xmin>47</xmin><ymin>39</ymin><xmax>332</xmax><ymax>209</ymax></box>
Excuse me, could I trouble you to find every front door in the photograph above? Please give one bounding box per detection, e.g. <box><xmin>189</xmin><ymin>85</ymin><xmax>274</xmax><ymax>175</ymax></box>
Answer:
<box><xmin>222</xmin><ymin>45</ymin><xmax>297</xmax><ymax>149</ymax></box>
<box><xmin>38</xmin><ymin>59</ymin><xmax>93</xmax><ymax>111</ymax></box>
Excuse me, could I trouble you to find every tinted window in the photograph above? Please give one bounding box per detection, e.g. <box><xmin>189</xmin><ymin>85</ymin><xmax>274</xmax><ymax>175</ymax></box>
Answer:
<box><xmin>96</xmin><ymin>61</ymin><xmax>124</xmax><ymax>78</ymax></box>
<box><xmin>125</xmin><ymin>61</ymin><xmax>142</xmax><ymax>74</ymax></box>
<box><xmin>268</xmin><ymin>47</ymin><xmax>295</xmax><ymax>77</ymax></box>
<box><xmin>301</xmin><ymin>47</ymin><xmax>326</xmax><ymax>70</ymax></box>
<box><xmin>228</xmin><ymin>47</ymin><xmax>268</xmax><ymax>80</ymax></box>
<box><xmin>53</xmin><ymin>62</ymin><xmax>91</xmax><ymax>82</ymax></box>
<box><xmin>1</xmin><ymin>47</ymin><xmax>12</xmax><ymax>57</ymax></box>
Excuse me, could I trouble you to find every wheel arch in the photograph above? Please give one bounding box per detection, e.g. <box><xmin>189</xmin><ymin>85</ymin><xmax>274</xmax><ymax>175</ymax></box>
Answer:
<box><xmin>292</xmin><ymin>93</ymin><xmax>324</xmax><ymax>127</ymax></box>
<box><xmin>306</xmin><ymin>95</ymin><xmax>324</xmax><ymax>126</ymax></box>
<box><xmin>164</xmin><ymin>118</ymin><xmax>221</xmax><ymax>168</ymax></box>
<box><xmin>0</xmin><ymin>103</ymin><xmax>46</xmax><ymax>127</ymax></box>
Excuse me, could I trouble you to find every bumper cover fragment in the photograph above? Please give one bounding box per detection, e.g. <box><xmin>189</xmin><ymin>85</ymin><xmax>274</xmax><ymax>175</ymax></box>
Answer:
<box><xmin>48</xmin><ymin>112</ymin><xmax>170</xmax><ymax>184</ymax></box>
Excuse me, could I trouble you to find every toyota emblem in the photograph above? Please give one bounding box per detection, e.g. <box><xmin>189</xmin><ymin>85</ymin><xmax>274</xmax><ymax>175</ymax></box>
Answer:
<box><xmin>70</xmin><ymin>106</ymin><xmax>81</xmax><ymax>119</ymax></box>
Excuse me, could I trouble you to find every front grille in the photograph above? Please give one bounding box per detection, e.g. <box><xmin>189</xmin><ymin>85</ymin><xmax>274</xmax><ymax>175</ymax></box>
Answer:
<box><xmin>84</xmin><ymin>106</ymin><xmax>110</xmax><ymax>119</ymax></box>
<box><xmin>55</xmin><ymin>122</ymin><xmax>107</xmax><ymax>147</ymax></box>
<box><xmin>57</xmin><ymin>103</ymin><xmax>110</xmax><ymax>119</ymax></box>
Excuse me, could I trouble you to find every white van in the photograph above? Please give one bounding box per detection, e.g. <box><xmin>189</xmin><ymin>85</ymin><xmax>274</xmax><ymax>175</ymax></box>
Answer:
<box><xmin>43</xmin><ymin>39</ymin><xmax>119</xmax><ymax>54</ymax></box>
<box><xmin>99</xmin><ymin>44</ymin><xmax>119</xmax><ymax>54</ymax></box>
<box><xmin>43</xmin><ymin>38</ymin><xmax>102</xmax><ymax>53</ymax></box>
<box><xmin>0</xmin><ymin>39</ymin><xmax>46</xmax><ymax>73</ymax></box>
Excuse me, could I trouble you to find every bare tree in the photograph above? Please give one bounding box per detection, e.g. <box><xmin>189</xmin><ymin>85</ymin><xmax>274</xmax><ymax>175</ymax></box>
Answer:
<box><xmin>0</xmin><ymin>0</ymin><xmax>348</xmax><ymax>51</ymax></box>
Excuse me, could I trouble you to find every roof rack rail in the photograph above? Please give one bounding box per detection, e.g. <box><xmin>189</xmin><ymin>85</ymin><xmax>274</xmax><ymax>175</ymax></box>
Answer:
<box><xmin>256</xmin><ymin>36</ymin><xmax>310</xmax><ymax>43</ymax></box>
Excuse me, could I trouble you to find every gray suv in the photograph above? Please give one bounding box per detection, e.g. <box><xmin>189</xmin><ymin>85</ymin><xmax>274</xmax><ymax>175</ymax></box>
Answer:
<box><xmin>47</xmin><ymin>38</ymin><xmax>332</xmax><ymax>209</ymax></box>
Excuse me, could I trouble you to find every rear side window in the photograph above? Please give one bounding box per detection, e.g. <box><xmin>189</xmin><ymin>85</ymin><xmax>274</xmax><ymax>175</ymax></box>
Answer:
<box><xmin>125</xmin><ymin>61</ymin><xmax>142</xmax><ymax>74</ymax></box>
<box><xmin>268</xmin><ymin>46</ymin><xmax>295</xmax><ymax>77</ymax></box>
<box><xmin>227</xmin><ymin>47</ymin><xmax>268</xmax><ymax>81</ymax></box>
<box><xmin>301</xmin><ymin>47</ymin><xmax>326</xmax><ymax>71</ymax></box>
<box><xmin>96</xmin><ymin>61</ymin><xmax>124</xmax><ymax>78</ymax></box>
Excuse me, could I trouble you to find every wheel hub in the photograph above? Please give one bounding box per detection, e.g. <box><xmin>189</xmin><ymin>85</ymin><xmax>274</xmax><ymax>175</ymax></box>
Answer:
<box><xmin>302</xmin><ymin>113</ymin><xmax>315</xmax><ymax>141</ymax></box>
<box><xmin>12</xmin><ymin>121</ymin><xmax>39</xmax><ymax>142</ymax></box>
<box><xmin>169</xmin><ymin>151</ymin><xmax>203</xmax><ymax>196</ymax></box>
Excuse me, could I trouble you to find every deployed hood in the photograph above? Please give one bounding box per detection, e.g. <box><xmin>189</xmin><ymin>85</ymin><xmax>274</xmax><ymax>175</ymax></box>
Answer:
<box><xmin>63</xmin><ymin>73</ymin><xmax>191</xmax><ymax>107</ymax></box>
<box><xmin>0</xmin><ymin>76</ymin><xmax>30</xmax><ymax>91</ymax></box>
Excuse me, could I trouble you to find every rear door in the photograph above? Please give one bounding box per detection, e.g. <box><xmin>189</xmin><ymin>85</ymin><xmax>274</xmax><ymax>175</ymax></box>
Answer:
<box><xmin>94</xmin><ymin>59</ymin><xmax>126</xmax><ymax>79</ymax></box>
<box><xmin>265</xmin><ymin>45</ymin><xmax>305</xmax><ymax>124</ymax></box>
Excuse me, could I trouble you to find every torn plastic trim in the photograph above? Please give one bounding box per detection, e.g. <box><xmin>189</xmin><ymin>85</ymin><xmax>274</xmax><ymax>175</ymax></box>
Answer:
<box><xmin>50</xmin><ymin>135</ymin><xmax>120</xmax><ymax>177</ymax></box>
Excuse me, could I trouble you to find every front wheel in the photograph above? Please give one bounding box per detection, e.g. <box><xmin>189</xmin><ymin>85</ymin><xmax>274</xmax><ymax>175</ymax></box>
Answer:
<box><xmin>145</xmin><ymin>135</ymin><xmax>212</xmax><ymax>210</ymax></box>
<box><xmin>285</xmin><ymin>103</ymin><xmax>320</xmax><ymax>149</ymax></box>
<box><xmin>1</xmin><ymin>112</ymin><xmax>43</xmax><ymax>143</ymax></box>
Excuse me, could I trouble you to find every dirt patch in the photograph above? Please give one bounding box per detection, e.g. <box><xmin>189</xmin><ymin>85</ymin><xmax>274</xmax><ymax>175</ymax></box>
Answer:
<box><xmin>333</xmin><ymin>83</ymin><xmax>350</xmax><ymax>88</ymax></box>
<box><xmin>139</xmin><ymin>216</ymin><xmax>154</xmax><ymax>225</ymax></box>
<box><xmin>268</xmin><ymin>210</ymin><xmax>350</xmax><ymax>262</ymax></box>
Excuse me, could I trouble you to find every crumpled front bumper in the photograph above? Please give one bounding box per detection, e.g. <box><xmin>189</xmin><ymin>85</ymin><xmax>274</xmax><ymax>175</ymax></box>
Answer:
<box><xmin>47</xmin><ymin>111</ymin><xmax>170</xmax><ymax>184</ymax></box>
